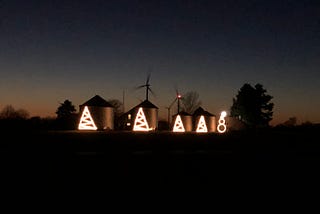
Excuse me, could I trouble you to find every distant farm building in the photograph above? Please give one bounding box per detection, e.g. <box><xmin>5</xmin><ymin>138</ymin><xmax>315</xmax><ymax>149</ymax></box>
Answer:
<box><xmin>79</xmin><ymin>95</ymin><xmax>114</xmax><ymax>130</ymax></box>
<box><xmin>193</xmin><ymin>107</ymin><xmax>216</xmax><ymax>132</ymax></box>
<box><xmin>172</xmin><ymin>111</ymin><xmax>193</xmax><ymax>132</ymax></box>
<box><xmin>122</xmin><ymin>99</ymin><xmax>158</xmax><ymax>131</ymax></box>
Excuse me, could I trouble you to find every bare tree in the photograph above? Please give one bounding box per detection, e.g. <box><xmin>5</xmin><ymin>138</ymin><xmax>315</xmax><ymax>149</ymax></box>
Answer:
<box><xmin>0</xmin><ymin>105</ymin><xmax>16</xmax><ymax>119</ymax></box>
<box><xmin>108</xmin><ymin>99</ymin><xmax>124</xmax><ymax>116</ymax></box>
<box><xmin>283</xmin><ymin>117</ymin><xmax>297</xmax><ymax>126</ymax></box>
<box><xmin>0</xmin><ymin>105</ymin><xmax>29</xmax><ymax>119</ymax></box>
<box><xmin>181</xmin><ymin>91</ymin><xmax>202</xmax><ymax>114</ymax></box>
<box><xmin>108</xmin><ymin>99</ymin><xmax>124</xmax><ymax>130</ymax></box>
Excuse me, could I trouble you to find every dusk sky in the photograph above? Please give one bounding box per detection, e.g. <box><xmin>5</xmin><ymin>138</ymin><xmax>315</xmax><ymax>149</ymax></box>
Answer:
<box><xmin>1</xmin><ymin>0</ymin><xmax>319</xmax><ymax>125</ymax></box>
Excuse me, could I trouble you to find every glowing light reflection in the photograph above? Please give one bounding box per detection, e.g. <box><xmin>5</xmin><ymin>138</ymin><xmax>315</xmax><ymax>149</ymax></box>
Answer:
<box><xmin>217</xmin><ymin>111</ymin><xmax>227</xmax><ymax>133</ymax></box>
<box><xmin>196</xmin><ymin>115</ymin><xmax>208</xmax><ymax>133</ymax></box>
<box><xmin>133</xmin><ymin>107</ymin><xmax>151</xmax><ymax>131</ymax></box>
<box><xmin>78</xmin><ymin>106</ymin><xmax>97</xmax><ymax>130</ymax></box>
<box><xmin>172</xmin><ymin>115</ymin><xmax>185</xmax><ymax>132</ymax></box>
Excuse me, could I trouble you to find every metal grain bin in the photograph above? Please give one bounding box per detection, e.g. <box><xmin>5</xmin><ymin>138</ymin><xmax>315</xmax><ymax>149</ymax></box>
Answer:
<box><xmin>123</xmin><ymin>99</ymin><xmax>159</xmax><ymax>131</ymax></box>
<box><xmin>172</xmin><ymin>111</ymin><xmax>193</xmax><ymax>132</ymax></box>
<box><xmin>193</xmin><ymin>107</ymin><xmax>216</xmax><ymax>132</ymax></box>
<box><xmin>79</xmin><ymin>95</ymin><xmax>114</xmax><ymax>130</ymax></box>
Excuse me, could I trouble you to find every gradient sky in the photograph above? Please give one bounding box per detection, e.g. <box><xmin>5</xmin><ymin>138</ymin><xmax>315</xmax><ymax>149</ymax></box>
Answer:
<box><xmin>1</xmin><ymin>0</ymin><xmax>319</xmax><ymax>125</ymax></box>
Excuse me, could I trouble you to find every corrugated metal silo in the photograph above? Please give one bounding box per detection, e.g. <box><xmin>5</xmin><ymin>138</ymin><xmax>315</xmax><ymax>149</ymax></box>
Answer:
<box><xmin>124</xmin><ymin>99</ymin><xmax>158</xmax><ymax>131</ymax></box>
<box><xmin>172</xmin><ymin>111</ymin><xmax>193</xmax><ymax>132</ymax></box>
<box><xmin>79</xmin><ymin>95</ymin><xmax>114</xmax><ymax>130</ymax></box>
<box><xmin>193</xmin><ymin>107</ymin><xmax>216</xmax><ymax>132</ymax></box>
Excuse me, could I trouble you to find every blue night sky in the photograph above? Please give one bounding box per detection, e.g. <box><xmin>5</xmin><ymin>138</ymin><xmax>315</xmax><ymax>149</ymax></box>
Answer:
<box><xmin>0</xmin><ymin>0</ymin><xmax>319</xmax><ymax>125</ymax></box>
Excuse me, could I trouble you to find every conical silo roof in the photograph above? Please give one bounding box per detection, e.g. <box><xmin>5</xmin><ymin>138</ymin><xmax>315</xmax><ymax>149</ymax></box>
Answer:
<box><xmin>193</xmin><ymin>107</ymin><xmax>215</xmax><ymax>116</ymax></box>
<box><xmin>80</xmin><ymin>95</ymin><xmax>114</xmax><ymax>108</ymax></box>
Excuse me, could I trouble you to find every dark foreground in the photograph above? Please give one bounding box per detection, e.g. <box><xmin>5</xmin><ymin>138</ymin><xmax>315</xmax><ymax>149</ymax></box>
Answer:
<box><xmin>2</xmin><ymin>128</ymin><xmax>320</xmax><ymax>194</ymax></box>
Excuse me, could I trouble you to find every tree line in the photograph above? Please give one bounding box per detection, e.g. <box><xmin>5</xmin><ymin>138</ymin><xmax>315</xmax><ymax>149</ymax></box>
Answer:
<box><xmin>1</xmin><ymin>83</ymin><xmax>315</xmax><ymax>131</ymax></box>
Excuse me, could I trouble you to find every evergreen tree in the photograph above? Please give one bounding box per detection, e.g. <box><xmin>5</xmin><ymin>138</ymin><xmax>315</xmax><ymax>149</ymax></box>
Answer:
<box><xmin>230</xmin><ymin>83</ymin><xmax>274</xmax><ymax>128</ymax></box>
<box><xmin>55</xmin><ymin>99</ymin><xmax>77</xmax><ymax>129</ymax></box>
<box><xmin>56</xmin><ymin>100</ymin><xmax>76</xmax><ymax>119</ymax></box>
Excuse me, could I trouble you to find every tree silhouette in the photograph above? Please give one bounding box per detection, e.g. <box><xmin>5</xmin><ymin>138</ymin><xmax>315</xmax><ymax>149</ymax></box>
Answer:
<box><xmin>56</xmin><ymin>100</ymin><xmax>76</xmax><ymax>119</ymax></box>
<box><xmin>0</xmin><ymin>105</ymin><xmax>29</xmax><ymax>119</ymax></box>
<box><xmin>283</xmin><ymin>117</ymin><xmax>297</xmax><ymax>127</ymax></box>
<box><xmin>55</xmin><ymin>99</ymin><xmax>77</xmax><ymax>129</ymax></box>
<box><xmin>108</xmin><ymin>99</ymin><xmax>123</xmax><ymax>130</ymax></box>
<box><xmin>108</xmin><ymin>99</ymin><xmax>123</xmax><ymax>117</ymax></box>
<box><xmin>181</xmin><ymin>91</ymin><xmax>202</xmax><ymax>114</ymax></box>
<box><xmin>230</xmin><ymin>83</ymin><xmax>274</xmax><ymax>128</ymax></box>
<box><xmin>0</xmin><ymin>105</ymin><xmax>30</xmax><ymax>130</ymax></box>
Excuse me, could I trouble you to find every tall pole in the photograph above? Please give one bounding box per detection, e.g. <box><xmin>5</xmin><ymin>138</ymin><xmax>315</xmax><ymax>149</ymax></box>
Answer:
<box><xmin>177</xmin><ymin>94</ymin><xmax>181</xmax><ymax>114</ymax></box>
<box><xmin>167</xmin><ymin>97</ymin><xmax>177</xmax><ymax>127</ymax></box>
<box><xmin>146</xmin><ymin>85</ymin><xmax>149</xmax><ymax>101</ymax></box>
<box><xmin>122</xmin><ymin>89</ymin><xmax>125</xmax><ymax>113</ymax></box>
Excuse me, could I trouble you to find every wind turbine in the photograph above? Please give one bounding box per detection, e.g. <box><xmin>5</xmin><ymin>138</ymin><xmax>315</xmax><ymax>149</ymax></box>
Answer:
<box><xmin>166</xmin><ymin>89</ymin><xmax>183</xmax><ymax>125</ymax></box>
<box><xmin>135</xmin><ymin>73</ymin><xmax>155</xmax><ymax>101</ymax></box>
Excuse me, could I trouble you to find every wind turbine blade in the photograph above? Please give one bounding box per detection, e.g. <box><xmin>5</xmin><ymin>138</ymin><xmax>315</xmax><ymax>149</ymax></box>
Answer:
<box><xmin>146</xmin><ymin>73</ymin><xmax>151</xmax><ymax>85</ymax></box>
<box><xmin>149</xmin><ymin>88</ymin><xmax>156</xmax><ymax>97</ymax></box>
<box><xmin>135</xmin><ymin>85</ymin><xmax>145</xmax><ymax>90</ymax></box>
<box><xmin>174</xmin><ymin>86</ymin><xmax>182</xmax><ymax>99</ymax></box>
<box><xmin>169</xmin><ymin>97</ymin><xmax>177</xmax><ymax>108</ymax></box>
<box><xmin>174</xmin><ymin>86</ymin><xmax>179</xmax><ymax>95</ymax></box>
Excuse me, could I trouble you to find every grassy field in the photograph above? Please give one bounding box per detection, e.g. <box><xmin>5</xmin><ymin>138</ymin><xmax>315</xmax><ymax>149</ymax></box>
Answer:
<box><xmin>2</xmin><ymin>128</ymin><xmax>320</xmax><ymax>193</ymax></box>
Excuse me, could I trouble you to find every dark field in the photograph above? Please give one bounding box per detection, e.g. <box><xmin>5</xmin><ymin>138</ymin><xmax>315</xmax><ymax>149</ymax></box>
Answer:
<box><xmin>2</xmin><ymin>128</ymin><xmax>320</xmax><ymax>193</ymax></box>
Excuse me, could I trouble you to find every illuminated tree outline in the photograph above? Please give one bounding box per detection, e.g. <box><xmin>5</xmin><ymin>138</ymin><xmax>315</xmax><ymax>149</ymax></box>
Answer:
<box><xmin>217</xmin><ymin>111</ymin><xmax>227</xmax><ymax>133</ymax></box>
<box><xmin>78</xmin><ymin>106</ymin><xmax>97</xmax><ymax>130</ymax></box>
<box><xmin>172</xmin><ymin>115</ymin><xmax>185</xmax><ymax>132</ymax></box>
<box><xmin>196</xmin><ymin>115</ymin><xmax>208</xmax><ymax>133</ymax></box>
<box><xmin>133</xmin><ymin>107</ymin><xmax>151</xmax><ymax>131</ymax></box>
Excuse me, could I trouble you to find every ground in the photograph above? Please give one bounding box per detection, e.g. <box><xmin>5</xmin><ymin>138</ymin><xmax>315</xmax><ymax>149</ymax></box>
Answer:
<box><xmin>2</xmin><ymin>128</ymin><xmax>320</xmax><ymax>194</ymax></box>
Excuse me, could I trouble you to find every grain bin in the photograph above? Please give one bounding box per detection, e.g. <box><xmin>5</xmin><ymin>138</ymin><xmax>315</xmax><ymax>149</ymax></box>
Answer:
<box><xmin>193</xmin><ymin>107</ymin><xmax>216</xmax><ymax>132</ymax></box>
<box><xmin>123</xmin><ymin>99</ymin><xmax>158</xmax><ymax>131</ymax></box>
<box><xmin>172</xmin><ymin>111</ymin><xmax>193</xmax><ymax>132</ymax></box>
<box><xmin>79</xmin><ymin>95</ymin><xmax>114</xmax><ymax>130</ymax></box>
